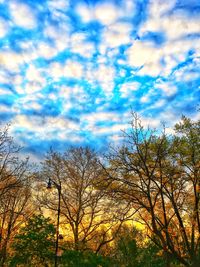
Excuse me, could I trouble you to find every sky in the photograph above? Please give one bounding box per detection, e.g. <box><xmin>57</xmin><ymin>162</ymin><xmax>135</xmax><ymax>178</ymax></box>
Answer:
<box><xmin>0</xmin><ymin>0</ymin><xmax>199</xmax><ymax>160</ymax></box>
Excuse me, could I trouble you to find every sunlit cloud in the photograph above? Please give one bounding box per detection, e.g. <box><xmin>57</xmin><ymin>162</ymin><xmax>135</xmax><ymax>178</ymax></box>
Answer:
<box><xmin>94</xmin><ymin>3</ymin><xmax>120</xmax><ymax>25</ymax></box>
<box><xmin>76</xmin><ymin>3</ymin><xmax>94</xmax><ymax>23</ymax></box>
<box><xmin>0</xmin><ymin>51</ymin><xmax>23</xmax><ymax>72</ymax></box>
<box><xmin>9</xmin><ymin>1</ymin><xmax>37</xmax><ymax>29</ymax></box>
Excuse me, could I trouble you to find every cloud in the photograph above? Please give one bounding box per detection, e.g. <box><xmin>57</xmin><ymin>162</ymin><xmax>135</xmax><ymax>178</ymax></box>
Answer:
<box><xmin>70</xmin><ymin>33</ymin><xmax>95</xmax><ymax>58</ymax></box>
<box><xmin>82</xmin><ymin>111</ymin><xmax>121</xmax><ymax>125</ymax></box>
<box><xmin>24</xmin><ymin>82</ymin><xmax>43</xmax><ymax>95</ymax></box>
<box><xmin>126</xmin><ymin>36</ymin><xmax>200</xmax><ymax>77</ymax></box>
<box><xmin>0</xmin><ymin>51</ymin><xmax>23</xmax><ymax>72</ymax></box>
<box><xmin>156</xmin><ymin>80</ymin><xmax>177</xmax><ymax>97</ymax></box>
<box><xmin>92</xmin><ymin>123</ymin><xmax>128</xmax><ymax>135</ymax></box>
<box><xmin>37</xmin><ymin>42</ymin><xmax>58</xmax><ymax>59</ymax></box>
<box><xmin>120</xmin><ymin>82</ymin><xmax>140</xmax><ymax>98</ymax></box>
<box><xmin>0</xmin><ymin>18</ymin><xmax>9</xmax><ymax>38</ymax></box>
<box><xmin>123</xmin><ymin>0</ymin><xmax>136</xmax><ymax>15</ymax></box>
<box><xmin>49</xmin><ymin>60</ymin><xmax>83</xmax><ymax>80</ymax></box>
<box><xmin>9</xmin><ymin>1</ymin><xmax>37</xmax><ymax>29</ymax></box>
<box><xmin>26</xmin><ymin>65</ymin><xmax>46</xmax><ymax>84</ymax></box>
<box><xmin>126</xmin><ymin>40</ymin><xmax>162</xmax><ymax>76</ymax></box>
<box><xmin>64</xmin><ymin>61</ymin><xmax>83</xmax><ymax>79</ymax></box>
<box><xmin>94</xmin><ymin>3</ymin><xmax>120</xmax><ymax>25</ymax></box>
<box><xmin>127</xmin><ymin>41</ymin><xmax>157</xmax><ymax>67</ymax></box>
<box><xmin>90</xmin><ymin>64</ymin><xmax>115</xmax><ymax>98</ymax></box>
<box><xmin>44</xmin><ymin>24</ymin><xmax>70</xmax><ymax>52</ymax></box>
<box><xmin>76</xmin><ymin>3</ymin><xmax>94</xmax><ymax>23</ymax></box>
<box><xmin>140</xmin><ymin>0</ymin><xmax>200</xmax><ymax>40</ymax></box>
<box><xmin>12</xmin><ymin>115</ymin><xmax>80</xmax><ymax>141</ymax></box>
<box><xmin>48</xmin><ymin>0</ymin><xmax>69</xmax><ymax>11</ymax></box>
<box><xmin>0</xmin><ymin>0</ymin><xmax>199</xmax><ymax>160</ymax></box>
<box><xmin>102</xmin><ymin>22</ymin><xmax>132</xmax><ymax>47</ymax></box>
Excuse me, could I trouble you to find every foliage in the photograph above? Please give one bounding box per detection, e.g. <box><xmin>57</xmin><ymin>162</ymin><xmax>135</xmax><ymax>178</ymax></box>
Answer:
<box><xmin>59</xmin><ymin>250</ymin><xmax>112</xmax><ymax>267</ymax></box>
<box><xmin>113</xmin><ymin>227</ymin><xmax>167</xmax><ymax>267</ymax></box>
<box><xmin>9</xmin><ymin>215</ymin><xmax>55</xmax><ymax>267</ymax></box>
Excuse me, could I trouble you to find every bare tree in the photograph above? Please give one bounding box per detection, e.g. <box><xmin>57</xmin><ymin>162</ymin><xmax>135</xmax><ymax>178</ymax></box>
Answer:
<box><xmin>39</xmin><ymin>147</ymin><xmax>132</xmax><ymax>253</ymax></box>
<box><xmin>0</xmin><ymin>124</ymin><xmax>33</xmax><ymax>266</ymax></box>
<box><xmin>0</xmin><ymin>124</ymin><xmax>29</xmax><ymax>197</ymax></box>
<box><xmin>0</xmin><ymin>180</ymin><xmax>32</xmax><ymax>266</ymax></box>
<box><xmin>102</xmin><ymin>113</ymin><xmax>200</xmax><ymax>267</ymax></box>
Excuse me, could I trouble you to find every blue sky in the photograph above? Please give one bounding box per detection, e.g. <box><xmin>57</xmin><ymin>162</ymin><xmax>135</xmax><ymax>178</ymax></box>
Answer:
<box><xmin>0</xmin><ymin>0</ymin><xmax>199</xmax><ymax>160</ymax></box>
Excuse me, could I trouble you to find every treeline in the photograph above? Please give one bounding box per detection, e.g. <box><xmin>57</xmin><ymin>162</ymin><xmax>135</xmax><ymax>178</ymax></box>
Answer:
<box><xmin>0</xmin><ymin>113</ymin><xmax>199</xmax><ymax>267</ymax></box>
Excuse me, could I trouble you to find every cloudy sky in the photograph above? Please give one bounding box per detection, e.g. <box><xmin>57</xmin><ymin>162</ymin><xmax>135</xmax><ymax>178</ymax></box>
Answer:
<box><xmin>0</xmin><ymin>0</ymin><xmax>199</xmax><ymax>159</ymax></box>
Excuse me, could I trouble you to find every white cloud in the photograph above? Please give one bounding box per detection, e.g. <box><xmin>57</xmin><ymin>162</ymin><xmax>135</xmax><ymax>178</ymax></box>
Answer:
<box><xmin>127</xmin><ymin>40</ymin><xmax>159</xmax><ymax>67</ymax></box>
<box><xmin>25</xmin><ymin>101</ymin><xmax>42</xmax><ymax>111</ymax></box>
<box><xmin>140</xmin><ymin>63</ymin><xmax>162</xmax><ymax>77</ymax></box>
<box><xmin>64</xmin><ymin>61</ymin><xmax>83</xmax><ymax>79</ymax></box>
<box><xmin>58</xmin><ymin>86</ymin><xmax>72</xmax><ymax>113</ymax></box>
<box><xmin>9</xmin><ymin>2</ymin><xmax>36</xmax><ymax>29</ymax></box>
<box><xmin>24</xmin><ymin>81</ymin><xmax>43</xmax><ymax>94</ymax></box>
<box><xmin>57</xmin><ymin>132</ymin><xmax>83</xmax><ymax>142</ymax></box>
<box><xmin>140</xmin><ymin>95</ymin><xmax>149</xmax><ymax>103</ymax></box>
<box><xmin>37</xmin><ymin>42</ymin><xmax>58</xmax><ymax>59</ymax></box>
<box><xmin>132</xmin><ymin>0</ymin><xmax>200</xmax><ymax>77</ymax></box>
<box><xmin>0</xmin><ymin>18</ymin><xmax>9</xmax><ymax>38</ymax></box>
<box><xmin>49</xmin><ymin>60</ymin><xmax>83</xmax><ymax>80</ymax></box>
<box><xmin>108</xmin><ymin>134</ymin><xmax>123</xmax><ymax>144</ymax></box>
<box><xmin>140</xmin><ymin>116</ymin><xmax>161</xmax><ymax>128</ymax></box>
<box><xmin>123</xmin><ymin>0</ymin><xmax>136</xmax><ymax>15</ymax></box>
<box><xmin>140</xmin><ymin>1</ymin><xmax>200</xmax><ymax>40</ymax></box>
<box><xmin>163</xmin><ymin>15</ymin><xmax>200</xmax><ymax>40</ymax></box>
<box><xmin>102</xmin><ymin>22</ymin><xmax>132</xmax><ymax>47</ymax></box>
<box><xmin>126</xmin><ymin>40</ymin><xmax>162</xmax><ymax>76</ymax></box>
<box><xmin>173</xmin><ymin>59</ymin><xmax>200</xmax><ymax>82</ymax></box>
<box><xmin>94</xmin><ymin>64</ymin><xmax>115</xmax><ymax>97</ymax></box>
<box><xmin>0</xmin><ymin>51</ymin><xmax>23</xmax><ymax>72</ymax></box>
<box><xmin>82</xmin><ymin>111</ymin><xmax>121</xmax><ymax>125</ymax></box>
<box><xmin>81</xmin><ymin>111</ymin><xmax>129</xmax><ymax>137</ymax></box>
<box><xmin>126</xmin><ymin>38</ymin><xmax>200</xmax><ymax>77</ymax></box>
<box><xmin>0</xmin><ymin>70</ymin><xmax>10</xmax><ymax>84</ymax></box>
<box><xmin>48</xmin><ymin>0</ymin><xmax>69</xmax><ymax>10</ymax></box>
<box><xmin>49</xmin><ymin>62</ymin><xmax>63</xmax><ymax>80</ymax></box>
<box><xmin>12</xmin><ymin>115</ymin><xmax>80</xmax><ymax>141</ymax></box>
<box><xmin>149</xmin><ymin>0</ymin><xmax>176</xmax><ymax>18</ymax></box>
<box><xmin>0</xmin><ymin>104</ymin><xmax>11</xmax><ymax>112</ymax></box>
<box><xmin>76</xmin><ymin>4</ymin><xmax>94</xmax><ymax>23</ymax></box>
<box><xmin>70</xmin><ymin>33</ymin><xmax>95</xmax><ymax>58</ymax></box>
<box><xmin>13</xmin><ymin>93</ymin><xmax>45</xmax><ymax>113</ymax></box>
<box><xmin>12</xmin><ymin>75</ymin><xmax>23</xmax><ymax>86</ymax></box>
<box><xmin>120</xmin><ymin>82</ymin><xmax>140</xmax><ymax>98</ymax></box>
<box><xmin>44</xmin><ymin>23</ymin><xmax>70</xmax><ymax>52</ymax></box>
<box><xmin>92</xmin><ymin>123</ymin><xmax>128</xmax><ymax>135</ymax></box>
<box><xmin>157</xmin><ymin>82</ymin><xmax>177</xmax><ymax>96</ymax></box>
<box><xmin>152</xmin><ymin>99</ymin><xmax>166</xmax><ymax>108</ymax></box>
<box><xmin>22</xmin><ymin>65</ymin><xmax>47</xmax><ymax>94</ymax></box>
<box><xmin>85</xmin><ymin>62</ymin><xmax>115</xmax><ymax>97</ymax></box>
<box><xmin>26</xmin><ymin>65</ymin><xmax>46</xmax><ymax>84</ymax></box>
<box><xmin>0</xmin><ymin>87</ymin><xmax>13</xmax><ymax>96</ymax></box>
<box><xmin>94</xmin><ymin>3</ymin><xmax>120</xmax><ymax>25</ymax></box>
